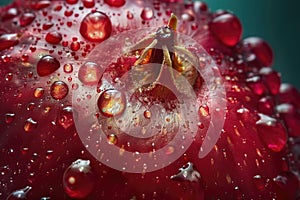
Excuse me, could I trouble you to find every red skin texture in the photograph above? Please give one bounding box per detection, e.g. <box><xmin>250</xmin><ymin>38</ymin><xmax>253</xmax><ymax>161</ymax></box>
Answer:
<box><xmin>0</xmin><ymin>0</ymin><xmax>299</xmax><ymax>199</ymax></box>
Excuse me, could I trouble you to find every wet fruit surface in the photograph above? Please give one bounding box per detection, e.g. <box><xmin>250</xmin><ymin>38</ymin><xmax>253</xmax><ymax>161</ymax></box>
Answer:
<box><xmin>0</xmin><ymin>0</ymin><xmax>300</xmax><ymax>200</ymax></box>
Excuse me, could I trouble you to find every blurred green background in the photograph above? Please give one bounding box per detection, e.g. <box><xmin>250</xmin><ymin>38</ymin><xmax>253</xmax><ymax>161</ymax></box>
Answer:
<box><xmin>1</xmin><ymin>0</ymin><xmax>299</xmax><ymax>89</ymax></box>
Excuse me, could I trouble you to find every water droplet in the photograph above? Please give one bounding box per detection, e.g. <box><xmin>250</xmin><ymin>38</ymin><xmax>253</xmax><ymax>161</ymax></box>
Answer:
<box><xmin>5</xmin><ymin>113</ymin><xmax>15</xmax><ymax>124</ymax></box>
<box><xmin>57</xmin><ymin>106</ymin><xmax>74</xmax><ymax>129</ymax></box>
<box><xmin>260</xmin><ymin>68</ymin><xmax>281</xmax><ymax>95</ymax></box>
<box><xmin>104</xmin><ymin>0</ymin><xmax>125</xmax><ymax>7</ymax></box>
<box><xmin>78</xmin><ymin>62</ymin><xmax>101</xmax><ymax>86</ymax></box>
<box><xmin>50</xmin><ymin>81</ymin><xmax>69</xmax><ymax>100</ymax></box>
<box><xmin>66</xmin><ymin>0</ymin><xmax>78</xmax><ymax>4</ymax></box>
<box><xmin>70</xmin><ymin>41</ymin><xmax>80</xmax><ymax>51</ymax></box>
<box><xmin>26</xmin><ymin>102</ymin><xmax>35</xmax><ymax>111</ymax></box>
<box><xmin>253</xmin><ymin>175</ymin><xmax>265</xmax><ymax>191</ymax></box>
<box><xmin>144</xmin><ymin>110</ymin><xmax>151</xmax><ymax>119</ymax></box>
<box><xmin>258</xmin><ymin>96</ymin><xmax>274</xmax><ymax>115</ymax></box>
<box><xmin>97</xmin><ymin>89</ymin><xmax>126</xmax><ymax>117</ymax></box>
<box><xmin>24</xmin><ymin>118</ymin><xmax>37</xmax><ymax>132</ymax></box>
<box><xmin>63</xmin><ymin>159</ymin><xmax>95</xmax><ymax>199</ymax></box>
<box><xmin>63</xmin><ymin>63</ymin><xmax>73</xmax><ymax>73</ymax></box>
<box><xmin>37</xmin><ymin>55</ymin><xmax>60</xmax><ymax>77</ymax></box>
<box><xmin>210</xmin><ymin>13</ymin><xmax>242</xmax><ymax>46</ymax></box>
<box><xmin>7</xmin><ymin>186</ymin><xmax>32</xmax><ymax>199</ymax></box>
<box><xmin>127</xmin><ymin>11</ymin><xmax>134</xmax><ymax>19</ymax></box>
<box><xmin>0</xmin><ymin>33</ymin><xmax>19</xmax><ymax>51</ymax></box>
<box><xmin>240</xmin><ymin>37</ymin><xmax>273</xmax><ymax>67</ymax></box>
<box><xmin>45</xmin><ymin>31</ymin><xmax>62</xmax><ymax>44</ymax></box>
<box><xmin>80</xmin><ymin>11</ymin><xmax>112</xmax><ymax>42</ymax></box>
<box><xmin>107</xmin><ymin>134</ymin><xmax>118</xmax><ymax>145</ymax></box>
<box><xmin>5</xmin><ymin>73</ymin><xmax>13</xmax><ymax>81</ymax></box>
<box><xmin>246</xmin><ymin>76</ymin><xmax>266</xmax><ymax>96</ymax></box>
<box><xmin>256</xmin><ymin>113</ymin><xmax>287</xmax><ymax>152</ymax></box>
<box><xmin>83</xmin><ymin>0</ymin><xmax>95</xmax><ymax>8</ymax></box>
<box><xmin>34</xmin><ymin>87</ymin><xmax>44</xmax><ymax>98</ymax></box>
<box><xmin>19</xmin><ymin>12</ymin><xmax>35</xmax><ymax>27</ymax></box>
<box><xmin>140</xmin><ymin>7</ymin><xmax>154</xmax><ymax>20</ymax></box>
<box><xmin>273</xmin><ymin>171</ymin><xmax>299</xmax><ymax>198</ymax></box>
<box><xmin>40</xmin><ymin>197</ymin><xmax>51</xmax><ymax>200</ymax></box>
<box><xmin>46</xmin><ymin>150</ymin><xmax>54</xmax><ymax>160</ymax></box>
<box><xmin>199</xmin><ymin>105</ymin><xmax>209</xmax><ymax>117</ymax></box>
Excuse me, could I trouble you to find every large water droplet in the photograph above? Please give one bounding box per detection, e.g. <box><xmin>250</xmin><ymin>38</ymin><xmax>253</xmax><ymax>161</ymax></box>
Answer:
<box><xmin>210</xmin><ymin>13</ymin><xmax>242</xmax><ymax>46</ymax></box>
<box><xmin>63</xmin><ymin>159</ymin><xmax>95</xmax><ymax>199</ymax></box>
<box><xmin>78</xmin><ymin>62</ymin><xmax>101</xmax><ymax>86</ymax></box>
<box><xmin>50</xmin><ymin>81</ymin><xmax>69</xmax><ymax>100</ymax></box>
<box><xmin>19</xmin><ymin>13</ymin><xmax>35</xmax><ymax>27</ymax></box>
<box><xmin>104</xmin><ymin>0</ymin><xmax>125</xmax><ymax>7</ymax></box>
<box><xmin>80</xmin><ymin>11</ymin><xmax>112</xmax><ymax>42</ymax></box>
<box><xmin>97</xmin><ymin>89</ymin><xmax>126</xmax><ymax>117</ymax></box>
<box><xmin>36</xmin><ymin>55</ymin><xmax>60</xmax><ymax>77</ymax></box>
<box><xmin>253</xmin><ymin>175</ymin><xmax>265</xmax><ymax>191</ymax></box>
<box><xmin>140</xmin><ymin>7</ymin><xmax>154</xmax><ymax>20</ymax></box>
<box><xmin>256</xmin><ymin>113</ymin><xmax>287</xmax><ymax>152</ymax></box>
<box><xmin>45</xmin><ymin>31</ymin><xmax>62</xmax><ymax>44</ymax></box>
<box><xmin>0</xmin><ymin>33</ymin><xmax>19</xmax><ymax>51</ymax></box>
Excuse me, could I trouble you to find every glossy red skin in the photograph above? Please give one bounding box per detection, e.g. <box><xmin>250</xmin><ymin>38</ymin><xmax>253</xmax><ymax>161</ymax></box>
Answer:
<box><xmin>0</xmin><ymin>0</ymin><xmax>299</xmax><ymax>199</ymax></box>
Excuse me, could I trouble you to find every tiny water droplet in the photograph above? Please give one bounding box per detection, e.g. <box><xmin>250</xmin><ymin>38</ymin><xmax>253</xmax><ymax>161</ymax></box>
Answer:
<box><xmin>63</xmin><ymin>63</ymin><xmax>73</xmax><ymax>73</ymax></box>
<box><xmin>19</xmin><ymin>13</ymin><xmax>35</xmax><ymax>27</ymax></box>
<box><xmin>144</xmin><ymin>110</ymin><xmax>151</xmax><ymax>119</ymax></box>
<box><xmin>107</xmin><ymin>134</ymin><xmax>118</xmax><ymax>145</ymax></box>
<box><xmin>199</xmin><ymin>105</ymin><xmax>209</xmax><ymax>117</ymax></box>
<box><xmin>24</xmin><ymin>118</ymin><xmax>37</xmax><ymax>132</ymax></box>
<box><xmin>7</xmin><ymin>186</ymin><xmax>32</xmax><ymax>199</ymax></box>
<box><xmin>45</xmin><ymin>31</ymin><xmax>62</xmax><ymax>44</ymax></box>
<box><xmin>5</xmin><ymin>113</ymin><xmax>15</xmax><ymax>124</ymax></box>
<box><xmin>34</xmin><ymin>87</ymin><xmax>44</xmax><ymax>98</ymax></box>
<box><xmin>57</xmin><ymin>106</ymin><xmax>74</xmax><ymax>129</ymax></box>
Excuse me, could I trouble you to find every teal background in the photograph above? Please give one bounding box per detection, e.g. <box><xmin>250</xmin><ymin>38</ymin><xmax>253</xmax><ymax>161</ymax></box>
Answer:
<box><xmin>1</xmin><ymin>0</ymin><xmax>300</xmax><ymax>89</ymax></box>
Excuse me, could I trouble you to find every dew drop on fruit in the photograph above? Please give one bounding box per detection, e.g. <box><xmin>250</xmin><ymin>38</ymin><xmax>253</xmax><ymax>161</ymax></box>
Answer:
<box><xmin>70</xmin><ymin>41</ymin><xmax>80</xmax><ymax>51</ymax></box>
<box><xmin>64</xmin><ymin>64</ymin><xmax>73</xmax><ymax>73</ymax></box>
<box><xmin>45</xmin><ymin>31</ymin><xmax>62</xmax><ymax>44</ymax></box>
<box><xmin>253</xmin><ymin>175</ymin><xmax>265</xmax><ymax>191</ymax></box>
<box><xmin>241</xmin><ymin>37</ymin><xmax>273</xmax><ymax>67</ymax></box>
<box><xmin>199</xmin><ymin>105</ymin><xmax>209</xmax><ymax>117</ymax></box>
<box><xmin>258</xmin><ymin>96</ymin><xmax>274</xmax><ymax>115</ymax></box>
<box><xmin>97</xmin><ymin>89</ymin><xmax>126</xmax><ymax>117</ymax></box>
<box><xmin>66</xmin><ymin>0</ymin><xmax>78</xmax><ymax>4</ymax></box>
<box><xmin>57</xmin><ymin>106</ymin><xmax>74</xmax><ymax>129</ymax></box>
<box><xmin>256</xmin><ymin>113</ymin><xmax>287</xmax><ymax>152</ymax></box>
<box><xmin>107</xmin><ymin>134</ymin><xmax>118</xmax><ymax>145</ymax></box>
<box><xmin>144</xmin><ymin>110</ymin><xmax>151</xmax><ymax>119</ymax></box>
<box><xmin>40</xmin><ymin>197</ymin><xmax>51</xmax><ymax>200</ymax></box>
<box><xmin>50</xmin><ymin>81</ymin><xmax>69</xmax><ymax>100</ymax></box>
<box><xmin>5</xmin><ymin>113</ymin><xmax>15</xmax><ymax>124</ymax></box>
<box><xmin>210</xmin><ymin>13</ymin><xmax>242</xmax><ymax>46</ymax></box>
<box><xmin>259</xmin><ymin>68</ymin><xmax>281</xmax><ymax>95</ymax></box>
<box><xmin>5</xmin><ymin>73</ymin><xmax>13</xmax><ymax>81</ymax></box>
<box><xmin>0</xmin><ymin>33</ymin><xmax>19</xmax><ymax>51</ymax></box>
<box><xmin>83</xmin><ymin>0</ymin><xmax>95</xmax><ymax>8</ymax></box>
<box><xmin>34</xmin><ymin>87</ymin><xmax>44</xmax><ymax>98</ymax></box>
<box><xmin>80</xmin><ymin>11</ymin><xmax>112</xmax><ymax>42</ymax></box>
<box><xmin>78</xmin><ymin>62</ymin><xmax>101</xmax><ymax>85</ymax></box>
<box><xmin>246</xmin><ymin>76</ymin><xmax>266</xmax><ymax>96</ymax></box>
<box><xmin>63</xmin><ymin>159</ymin><xmax>95</xmax><ymax>199</ymax></box>
<box><xmin>127</xmin><ymin>11</ymin><xmax>134</xmax><ymax>19</ymax></box>
<box><xmin>7</xmin><ymin>186</ymin><xmax>32</xmax><ymax>200</ymax></box>
<box><xmin>104</xmin><ymin>0</ymin><xmax>125</xmax><ymax>7</ymax></box>
<box><xmin>273</xmin><ymin>171</ymin><xmax>299</xmax><ymax>198</ymax></box>
<box><xmin>141</xmin><ymin>7</ymin><xmax>154</xmax><ymax>20</ymax></box>
<box><xmin>24</xmin><ymin>118</ymin><xmax>37</xmax><ymax>132</ymax></box>
<box><xmin>37</xmin><ymin>55</ymin><xmax>60</xmax><ymax>77</ymax></box>
<box><xmin>19</xmin><ymin>12</ymin><xmax>35</xmax><ymax>27</ymax></box>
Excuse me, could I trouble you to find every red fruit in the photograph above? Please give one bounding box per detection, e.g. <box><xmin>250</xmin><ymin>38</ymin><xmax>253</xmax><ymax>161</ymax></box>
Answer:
<box><xmin>0</xmin><ymin>1</ymin><xmax>299</xmax><ymax>200</ymax></box>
